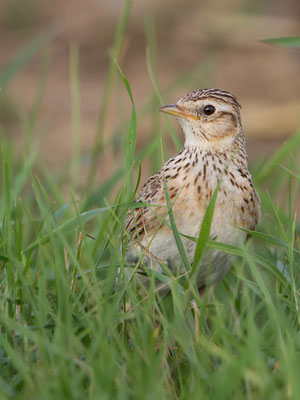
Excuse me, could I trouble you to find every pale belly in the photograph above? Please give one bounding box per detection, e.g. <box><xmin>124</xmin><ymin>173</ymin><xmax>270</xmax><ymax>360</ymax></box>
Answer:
<box><xmin>144</xmin><ymin>204</ymin><xmax>246</xmax><ymax>286</ymax></box>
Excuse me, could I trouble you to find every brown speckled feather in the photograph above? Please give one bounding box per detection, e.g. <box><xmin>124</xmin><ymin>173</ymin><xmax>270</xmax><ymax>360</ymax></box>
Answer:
<box><xmin>123</xmin><ymin>88</ymin><xmax>261</xmax><ymax>288</ymax></box>
<box><xmin>124</xmin><ymin>148</ymin><xmax>188</xmax><ymax>241</ymax></box>
<box><xmin>124</xmin><ymin>170</ymin><xmax>165</xmax><ymax>240</ymax></box>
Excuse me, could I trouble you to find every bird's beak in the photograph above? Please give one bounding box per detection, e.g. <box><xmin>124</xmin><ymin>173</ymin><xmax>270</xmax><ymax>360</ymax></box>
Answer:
<box><xmin>158</xmin><ymin>104</ymin><xmax>198</xmax><ymax>120</ymax></box>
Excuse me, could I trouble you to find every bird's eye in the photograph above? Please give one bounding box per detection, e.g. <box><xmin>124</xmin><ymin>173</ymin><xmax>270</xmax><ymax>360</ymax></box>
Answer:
<box><xmin>203</xmin><ymin>105</ymin><xmax>215</xmax><ymax>115</ymax></box>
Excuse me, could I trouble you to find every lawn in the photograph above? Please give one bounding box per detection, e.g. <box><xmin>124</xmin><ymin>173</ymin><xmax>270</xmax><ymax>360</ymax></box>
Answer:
<box><xmin>0</xmin><ymin>3</ymin><xmax>300</xmax><ymax>399</ymax></box>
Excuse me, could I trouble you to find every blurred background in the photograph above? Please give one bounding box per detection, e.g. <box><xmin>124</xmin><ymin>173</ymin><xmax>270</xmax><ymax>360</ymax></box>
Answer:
<box><xmin>0</xmin><ymin>0</ymin><xmax>299</xmax><ymax>177</ymax></box>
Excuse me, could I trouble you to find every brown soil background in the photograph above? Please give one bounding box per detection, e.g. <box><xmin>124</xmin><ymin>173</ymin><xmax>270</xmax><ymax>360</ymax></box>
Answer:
<box><xmin>0</xmin><ymin>0</ymin><xmax>299</xmax><ymax>177</ymax></box>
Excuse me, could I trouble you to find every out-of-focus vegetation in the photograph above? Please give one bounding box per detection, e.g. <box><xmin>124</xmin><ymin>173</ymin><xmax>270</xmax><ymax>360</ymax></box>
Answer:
<box><xmin>0</xmin><ymin>1</ymin><xmax>300</xmax><ymax>398</ymax></box>
<box><xmin>0</xmin><ymin>0</ymin><xmax>299</xmax><ymax>169</ymax></box>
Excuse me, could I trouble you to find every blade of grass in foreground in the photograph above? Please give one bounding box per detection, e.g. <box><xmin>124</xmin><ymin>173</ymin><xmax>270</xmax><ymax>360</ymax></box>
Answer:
<box><xmin>187</xmin><ymin>180</ymin><xmax>220</xmax><ymax>287</ymax></box>
<box><xmin>84</xmin><ymin>168</ymin><xmax>123</xmax><ymax>209</ymax></box>
<box><xmin>279</xmin><ymin>164</ymin><xmax>300</xmax><ymax>182</ymax></box>
<box><xmin>260</xmin><ymin>36</ymin><xmax>300</xmax><ymax>48</ymax></box>
<box><xmin>0</xmin><ymin>254</ymin><xmax>8</xmax><ymax>262</ymax></box>
<box><xmin>0</xmin><ymin>25</ymin><xmax>60</xmax><ymax>88</ymax></box>
<box><xmin>236</xmin><ymin>226</ymin><xmax>300</xmax><ymax>255</ymax></box>
<box><xmin>255</xmin><ymin>128</ymin><xmax>300</xmax><ymax>184</ymax></box>
<box><xmin>86</xmin><ymin>0</ymin><xmax>132</xmax><ymax>190</ymax></box>
<box><xmin>207</xmin><ymin>241</ymin><xmax>289</xmax><ymax>289</ymax></box>
<box><xmin>163</xmin><ymin>175</ymin><xmax>191</xmax><ymax>272</ymax></box>
<box><xmin>115</xmin><ymin>61</ymin><xmax>137</xmax><ymax>198</ymax></box>
<box><xmin>70</xmin><ymin>44</ymin><xmax>81</xmax><ymax>187</ymax></box>
<box><xmin>23</xmin><ymin>201</ymin><xmax>157</xmax><ymax>254</ymax></box>
<box><xmin>179</xmin><ymin>232</ymin><xmax>290</xmax><ymax>289</ymax></box>
<box><xmin>146</xmin><ymin>47</ymin><xmax>182</xmax><ymax>151</ymax></box>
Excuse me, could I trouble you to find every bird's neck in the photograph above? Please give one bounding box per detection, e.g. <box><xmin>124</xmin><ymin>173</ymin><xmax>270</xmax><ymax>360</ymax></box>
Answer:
<box><xmin>184</xmin><ymin>130</ymin><xmax>248</xmax><ymax>168</ymax></box>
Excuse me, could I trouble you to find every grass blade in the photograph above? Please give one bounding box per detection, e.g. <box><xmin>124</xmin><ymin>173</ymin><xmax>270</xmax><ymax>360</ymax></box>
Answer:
<box><xmin>115</xmin><ymin>61</ymin><xmax>137</xmax><ymax>197</ymax></box>
<box><xmin>23</xmin><ymin>201</ymin><xmax>156</xmax><ymax>253</ymax></box>
<box><xmin>70</xmin><ymin>44</ymin><xmax>81</xmax><ymax>186</ymax></box>
<box><xmin>0</xmin><ymin>25</ymin><xmax>59</xmax><ymax>88</ymax></box>
<box><xmin>146</xmin><ymin>47</ymin><xmax>182</xmax><ymax>150</ymax></box>
<box><xmin>236</xmin><ymin>227</ymin><xmax>300</xmax><ymax>255</ymax></box>
<box><xmin>207</xmin><ymin>241</ymin><xmax>289</xmax><ymax>288</ymax></box>
<box><xmin>255</xmin><ymin>129</ymin><xmax>300</xmax><ymax>184</ymax></box>
<box><xmin>189</xmin><ymin>180</ymin><xmax>220</xmax><ymax>284</ymax></box>
<box><xmin>163</xmin><ymin>175</ymin><xmax>191</xmax><ymax>272</ymax></box>
<box><xmin>279</xmin><ymin>165</ymin><xmax>300</xmax><ymax>182</ymax></box>
<box><xmin>86</xmin><ymin>0</ymin><xmax>132</xmax><ymax>189</ymax></box>
<box><xmin>260</xmin><ymin>36</ymin><xmax>300</xmax><ymax>48</ymax></box>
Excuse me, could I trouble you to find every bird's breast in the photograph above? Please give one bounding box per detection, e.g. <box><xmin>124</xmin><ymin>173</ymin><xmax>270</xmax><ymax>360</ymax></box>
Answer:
<box><xmin>165</xmin><ymin>159</ymin><xmax>259</xmax><ymax>245</ymax></box>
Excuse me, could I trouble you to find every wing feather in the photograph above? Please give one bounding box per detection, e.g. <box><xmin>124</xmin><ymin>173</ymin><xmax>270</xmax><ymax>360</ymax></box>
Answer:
<box><xmin>124</xmin><ymin>170</ymin><xmax>166</xmax><ymax>241</ymax></box>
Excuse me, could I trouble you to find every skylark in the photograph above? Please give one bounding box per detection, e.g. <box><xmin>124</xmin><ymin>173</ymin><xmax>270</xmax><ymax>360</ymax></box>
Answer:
<box><xmin>123</xmin><ymin>88</ymin><xmax>260</xmax><ymax>289</ymax></box>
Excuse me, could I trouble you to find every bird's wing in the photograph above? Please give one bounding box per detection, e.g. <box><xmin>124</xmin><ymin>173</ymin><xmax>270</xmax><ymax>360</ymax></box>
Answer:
<box><xmin>124</xmin><ymin>170</ymin><xmax>167</xmax><ymax>242</ymax></box>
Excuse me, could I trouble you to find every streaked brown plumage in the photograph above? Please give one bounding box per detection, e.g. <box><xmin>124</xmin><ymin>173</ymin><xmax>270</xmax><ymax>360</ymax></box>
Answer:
<box><xmin>123</xmin><ymin>89</ymin><xmax>260</xmax><ymax>289</ymax></box>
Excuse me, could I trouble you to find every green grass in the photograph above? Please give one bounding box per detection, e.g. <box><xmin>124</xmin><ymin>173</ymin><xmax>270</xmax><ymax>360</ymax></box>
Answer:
<box><xmin>0</xmin><ymin>8</ymin><xmax>300</xmax><ymax>399</ymax></box>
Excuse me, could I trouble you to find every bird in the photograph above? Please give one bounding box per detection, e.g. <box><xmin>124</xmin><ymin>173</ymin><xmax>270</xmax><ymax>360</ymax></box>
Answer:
<box><xmin>123</xmin><ymin>88</ymin><xmax>260</xmax><ymax>290</ymax></box>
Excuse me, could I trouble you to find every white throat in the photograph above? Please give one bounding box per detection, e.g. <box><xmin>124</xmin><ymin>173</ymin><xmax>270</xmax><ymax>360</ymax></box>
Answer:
<box><xmin>178</xmin><ymin>118</ymin><xmax>236</xmax><ymax>151</ymax></box>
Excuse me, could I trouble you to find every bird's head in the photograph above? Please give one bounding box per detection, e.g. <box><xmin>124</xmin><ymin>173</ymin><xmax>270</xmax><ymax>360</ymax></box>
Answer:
<box><xmin>159</xmin><ymin>89</ymin><xmax>242</xmax><ymax>148</ymax></box>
